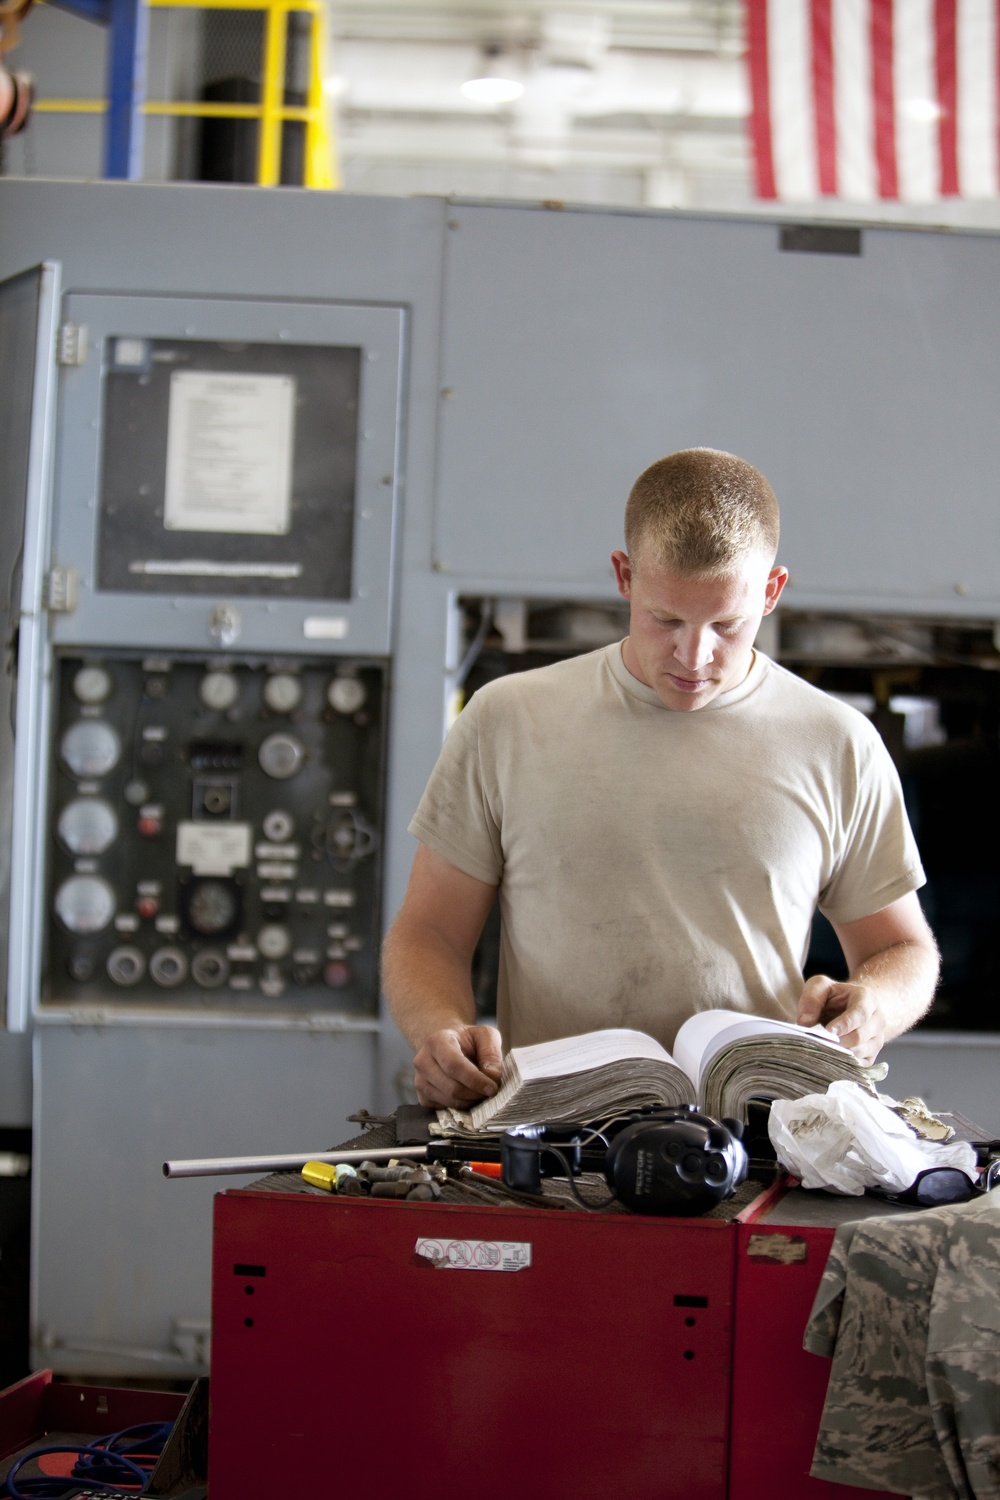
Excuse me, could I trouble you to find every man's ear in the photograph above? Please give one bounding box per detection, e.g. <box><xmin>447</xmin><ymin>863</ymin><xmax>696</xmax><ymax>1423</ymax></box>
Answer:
<box><xmin>762</xmin><ymin>565</ymin><xmax>789</xmax><ymax>615</ymax></box>
<box><xmin>611</xmin><ymin>550</ymin><xmax>633</xmax><ymax>600</ymax></box>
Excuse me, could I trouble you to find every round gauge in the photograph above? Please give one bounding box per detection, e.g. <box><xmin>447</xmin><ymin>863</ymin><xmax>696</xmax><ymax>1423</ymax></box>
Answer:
<box><xmin>54</xmin><ymin>874</ymin><xmax>115</xmax><ymax>934</ymax></box>
<box><xmin>263</xmin><ymin>673</ymin><xmax>303</xmax><ymax>714</ymax></box>
<box><xmin>199</xmin><ymin>671</ymin><xmax>239</xmax><ymax>711</ymax></box>
<box><xmin>58</xmin><ymin>797</ymin><xmax>118</xmax><ymax>855</ymax></box>
<box><xmin>327</xmin><ymin>676</ymin><xmax>367</xmax><ymax>715</ymax></box>
<box><xmin>186</xmin><ymin>878</ymin><xmax>239</xmax><ymax>936</ymax></box>
<box><xmin>262</xmin><ymin>809</ymin><xmax>295</xmax><ymax>843</ymax></box>
<box><xmin>258</xmin><ymin>732</ymin><xmax>305</xmax><ymax>780</ymax></box>
<box><xmin>73</xmin><ymin>666</ymin><xmax>112</xmax><ymax>705</ymax></box>
<box><xmin>257</xmin><ymin>924</ymin><xmax>291</xmax><ymax>960</ymax></box>
<box><xmin>60</xmin><ymin>721</ymin><xmax>121</xmax><ymax>779</ymax></box>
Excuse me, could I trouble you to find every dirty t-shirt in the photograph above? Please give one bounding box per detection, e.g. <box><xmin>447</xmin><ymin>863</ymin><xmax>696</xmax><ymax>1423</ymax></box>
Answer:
<box><xmin>408</xmin><ymin>645</ymin><xmax>924</xmax><ymax>1052</ymax></box>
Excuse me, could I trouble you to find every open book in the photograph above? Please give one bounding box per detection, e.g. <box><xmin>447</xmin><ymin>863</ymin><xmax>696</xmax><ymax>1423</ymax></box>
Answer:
<box><xmin>433</xmin><ymin>1009</ymin><xmax>879</xmax><ymax>1137</ymax></box>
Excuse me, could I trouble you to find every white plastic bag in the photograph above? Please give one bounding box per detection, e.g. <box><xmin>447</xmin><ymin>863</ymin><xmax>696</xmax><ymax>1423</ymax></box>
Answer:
<box><xmin>768</xmin><ymin>1081</ymin><xmax>978</xmax><ymax>1195</ymax></box>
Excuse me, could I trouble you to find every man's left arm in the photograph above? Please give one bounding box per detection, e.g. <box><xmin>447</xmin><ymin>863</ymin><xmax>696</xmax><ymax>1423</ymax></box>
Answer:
<box><xmin>797</xmin><ymin>891</ymin><xmax>940</xmax><ymax>1064</ymax></box>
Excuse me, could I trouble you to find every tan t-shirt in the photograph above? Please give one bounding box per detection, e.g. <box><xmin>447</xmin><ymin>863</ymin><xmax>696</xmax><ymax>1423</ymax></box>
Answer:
<box><xmin>409</xmin><ymin>645</ymin><xmax>924</xmax><ymax>1052</ymax></box>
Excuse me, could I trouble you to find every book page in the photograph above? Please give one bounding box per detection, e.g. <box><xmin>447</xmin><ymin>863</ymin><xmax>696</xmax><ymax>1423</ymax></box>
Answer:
<box><xmin>511</xmin><ymin>1028</ymin><xmax>674</xmax><ymax>1083</ymax></box>
<box><xmin>673</xmin><ymin>1009</ymin><xmax>849</xmax><ymax>1094</ymax></box>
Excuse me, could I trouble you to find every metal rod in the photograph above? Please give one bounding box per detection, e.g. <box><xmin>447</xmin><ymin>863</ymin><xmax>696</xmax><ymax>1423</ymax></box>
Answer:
<box><xmin>163</xmin><ymin>1145</ymin><xmax>429</xmax><ymax>1179</ymax></box>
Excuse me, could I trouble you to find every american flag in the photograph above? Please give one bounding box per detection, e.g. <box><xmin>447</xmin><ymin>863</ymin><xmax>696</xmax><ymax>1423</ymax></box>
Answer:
<box><xmin>746</xmin><ymin>0</ymin><xmax>1000</xmax><ymax>200</ymax></box>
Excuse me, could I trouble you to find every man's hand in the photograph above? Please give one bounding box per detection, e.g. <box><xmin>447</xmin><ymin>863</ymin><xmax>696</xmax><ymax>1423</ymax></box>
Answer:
<box><xmin>413</xmin><ymin>1023</ymin><xmax>503</xmax><ymax>1109</ymax></box>
<box><xmin>797</xmin><ymin>974</ymin><xmax>886</xmax><ymax>1065</ymax></box>
<box><xmin>796</xmin><ymin>893</ymin><xmax>941</xmax><ymax>1064</ymax></box>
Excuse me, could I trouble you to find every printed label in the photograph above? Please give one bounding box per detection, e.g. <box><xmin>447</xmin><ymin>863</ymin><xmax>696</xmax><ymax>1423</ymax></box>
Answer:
<box><xmin>176</xmin><ymin>820</ymin><xmax>252</xmax><ymax>875</ymax></box>
<box><xmin>415</xmin><ymin>1237</ymin><xmax>532</xmax><ymax>1272</ymax></box>
<box><xmin>746</xmin><ymin>1233</ymin><xmax>808</xmax><ymax>1264</ymax></box>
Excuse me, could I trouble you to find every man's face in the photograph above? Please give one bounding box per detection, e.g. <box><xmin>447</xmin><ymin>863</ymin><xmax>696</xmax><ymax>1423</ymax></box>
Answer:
<box><xmin>611</xmin><ymin>548</ymin><xmax>788</xmax><ymax>711</ymax></box>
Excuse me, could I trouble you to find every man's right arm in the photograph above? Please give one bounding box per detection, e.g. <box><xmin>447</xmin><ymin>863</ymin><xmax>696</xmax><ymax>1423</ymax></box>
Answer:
<box><xmin>382</xmin><ymin>844</ymin><xmax>501</xmax><ymax>1108</ymax></box>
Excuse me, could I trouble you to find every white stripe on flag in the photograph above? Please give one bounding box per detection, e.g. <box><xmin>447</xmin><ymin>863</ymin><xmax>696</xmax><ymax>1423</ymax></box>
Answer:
<box><xmin>894</xmin><ymin>0</ymin><xmax>940</xmax><ymax>201</ymax></box>
<box><xmin>957</xmin><ymin>0</ymin><xmax>998</xmax><ymax>195</ymax></box>
<box><xmin>833</xmin><ymin>0</ymin><xmax>878</xmax><ymax>200</ymax></box>
<box><xmin>768</xmin><ymin>0</ymin><xmax>818</xmax><ymax>199</ymax></box>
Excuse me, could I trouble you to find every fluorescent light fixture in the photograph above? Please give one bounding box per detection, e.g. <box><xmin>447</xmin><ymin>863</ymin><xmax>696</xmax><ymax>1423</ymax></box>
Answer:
<box><xmin>462</xmin><ymin>46</ymin><xmax>524</xmax><ymax>105</ymax></box>
<box><xmin>462</xmin><ymin>75</ymin><xmax>524</xmax><ymax>104</ymax></box>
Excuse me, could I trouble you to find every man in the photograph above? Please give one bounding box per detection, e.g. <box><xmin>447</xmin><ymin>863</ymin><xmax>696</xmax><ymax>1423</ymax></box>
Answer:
<box><xmin>383</xmin><ymin>449</ymin><xmax>939</xmax><ymax>1108</ymax></box>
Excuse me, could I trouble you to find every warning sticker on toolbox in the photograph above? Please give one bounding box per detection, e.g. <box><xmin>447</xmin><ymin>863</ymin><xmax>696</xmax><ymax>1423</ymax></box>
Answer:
<box><xmin>414</xmin><ymin>1237</ymin><xmax>531</xmax><ymax>1272</ymax></box>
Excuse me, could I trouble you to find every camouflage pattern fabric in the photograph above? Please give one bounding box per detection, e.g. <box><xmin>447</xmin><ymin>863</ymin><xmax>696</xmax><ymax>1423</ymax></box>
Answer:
<box><xmin>802</xmin><ymin>1190</ymin><xmax>1000</xmax><ymax>1498</ymax></box>
<box><xmin>924</xmin><ymin>1194</ymin><xmax>1000</xmax><ymax>1498</ymax></box>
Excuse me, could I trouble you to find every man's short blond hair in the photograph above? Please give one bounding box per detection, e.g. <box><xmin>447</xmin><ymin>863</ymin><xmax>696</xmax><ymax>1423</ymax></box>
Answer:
<box><xmin>624</xmin><ymin>448</ymin><xmax>780</xmax><ymax>575</ymax></box>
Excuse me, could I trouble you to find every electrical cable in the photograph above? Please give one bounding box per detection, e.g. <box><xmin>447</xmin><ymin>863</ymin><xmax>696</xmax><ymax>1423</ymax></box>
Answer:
<box><xmin>1</xmin><ymin>1420</ymin><xmax>174</xmax><ymax>1500</ymax></box>
<box><xmin>538</xmin><ymin>1145</ymin><xmax>616</xmax><ymax>1212</ymax></box>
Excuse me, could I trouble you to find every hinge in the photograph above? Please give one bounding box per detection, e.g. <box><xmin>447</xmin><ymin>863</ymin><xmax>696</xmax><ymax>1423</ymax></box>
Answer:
<box><xmin>56</xmin><ymin>322</ymin><xmax>88</xmax><ymax>366</ymax></box>
<box><xmin>44</xmin><ymin>567</ymin><xmax>78</xmax><ymax>614</ymax></box>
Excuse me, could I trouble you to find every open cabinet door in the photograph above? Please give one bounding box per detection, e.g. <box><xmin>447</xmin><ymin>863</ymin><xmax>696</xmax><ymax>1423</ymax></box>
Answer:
<box><xmin>0</xmin><ymin>262</ymin><xmax>60</xmax><ymax>1033</ymax></box>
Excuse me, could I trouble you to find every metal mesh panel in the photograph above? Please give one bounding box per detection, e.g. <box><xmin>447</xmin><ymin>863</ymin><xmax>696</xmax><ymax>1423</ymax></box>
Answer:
<box><xmin>202</xmin><ymin>13</ymin><xmax>264</xmax><ymax>84</ymax></box>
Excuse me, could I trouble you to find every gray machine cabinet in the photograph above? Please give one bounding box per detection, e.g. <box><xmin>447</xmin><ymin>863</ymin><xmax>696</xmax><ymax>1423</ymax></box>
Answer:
<box><xmin>51</xmin><ymin>294</ymin><xmax>405</xmax><ymax>656</ymax></box>
<box><xmin>32</xmin><ymin>1022</ymin><xmax>377</xmax><ymax>1376</ymax></box>
<box><xmin>435</xmin><ymin>206</ymin><xmax>1000</xmax><ymax>613</ymax></box>
<box><xmin>0</xmin><ymin>264</ymin><xmax>61</xmax><ymax>1036</ymax></box>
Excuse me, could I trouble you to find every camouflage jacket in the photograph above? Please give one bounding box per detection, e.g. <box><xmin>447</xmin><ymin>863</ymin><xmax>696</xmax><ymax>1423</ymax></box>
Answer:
<box><xmin>803</xmin><ymin>1189</ymin><xmax>1000</xmax><ymax>1499</ymax></box>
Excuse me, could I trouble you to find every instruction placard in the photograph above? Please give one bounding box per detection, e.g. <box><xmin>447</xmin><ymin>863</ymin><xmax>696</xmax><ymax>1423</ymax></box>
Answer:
<box><xmin>164</xmin><ymin>371</ymin><xmax>295</xmax><ymax>535</ymax></box>
<box><xmin>414</xmin><ymin>1237</ymin><xmax>532</xmax><ymax>1272</ymax></box>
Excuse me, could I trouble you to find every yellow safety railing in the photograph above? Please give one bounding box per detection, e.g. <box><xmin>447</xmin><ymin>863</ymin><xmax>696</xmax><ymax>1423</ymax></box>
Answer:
<box><xmin>31</xmin><ymin>0</ymin><xmax>339</xmax><ymax>188</ymax></box>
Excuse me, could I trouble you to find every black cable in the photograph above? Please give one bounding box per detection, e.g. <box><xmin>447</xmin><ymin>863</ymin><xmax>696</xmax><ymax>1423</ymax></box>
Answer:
<box><xmin>540</xmin><ymin>1146</ymin><xmax>617</xmax><ymax>1212</ymax></box>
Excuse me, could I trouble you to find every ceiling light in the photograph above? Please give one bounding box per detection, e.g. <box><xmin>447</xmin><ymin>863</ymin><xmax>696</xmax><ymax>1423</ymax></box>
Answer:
<box><xmin>462</xmin><ymin>47</ymin><xmax>524</xmax><ymax>105</ymax></box>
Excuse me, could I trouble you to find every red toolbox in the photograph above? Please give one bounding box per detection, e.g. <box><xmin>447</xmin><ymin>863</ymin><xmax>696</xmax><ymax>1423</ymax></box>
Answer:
<box><xmin>208</xmin><ymin>1177</ymin><xmax>905</xmax><ymax>1500</ymax></box>
<box><xmin>0</xmin><ymin>1370</ymin><xmax>186</xmax><ymax>1491</ymax></box>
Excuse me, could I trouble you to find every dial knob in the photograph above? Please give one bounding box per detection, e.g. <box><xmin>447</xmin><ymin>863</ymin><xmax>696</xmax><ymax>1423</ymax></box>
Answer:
<box><xmin>262</xmin><ymin>809</ymin><xmax>295</xmax><ymax>843</ymax></box>
<box><xmin>58</xmin><ymin>797</ymin><xmax>118</xmax><ymax>856</ymax></box>
<box><xmin>257</xmin><ymin>923</ymin><xmax>291</xmax><ymax>960</ymax></box>
<box><xmin>73</xmin><ymin>666</ymin><xmax>113</xmax><ymax>705</ymax></box>
<box><xmin>327</xmin><ymin>675</ymin><xmax>367</xmax><ymax>715</ymax></box>
<box><xmin>199</xmin><ymin>671</ymin><xmax>239</xmax><ymax>711</ymax></box>
<box><xmin>54</xmin><ymin>875</ymin><xmax>115</xmax><ymax>934</ymax></box>
<box><xmin>186</xmin><ymin>878</ymin><xmax>239</xmax><ymax>936</ymax></box>
<box><xmin>60</xmin><ymin>721</ymin><xmax>121</xmax><ymax>779</ymax></box>
<box><xmin>263</xmin><ymin>673</ymin><xmax>303</xmax><ymax>714</ymax></box>
<box><xmin>258</xmin><ymin>732</ymin><xmax>305</xmax><ymax>780</ymax></box>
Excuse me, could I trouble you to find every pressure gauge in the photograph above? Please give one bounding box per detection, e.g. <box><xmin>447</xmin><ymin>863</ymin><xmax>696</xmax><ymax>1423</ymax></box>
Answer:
<box><xmin>199</xmin><ymin>671</ymin><xmax>239</xmax><ymax>711</ymax></box>
<box><xmin>73</xmin><ymin>666</ymin><xmax>113</xmax><ymax>705</ymax></box>
<box><xmin>258</xmin><ymin>732</ymin><xmax>305</xmax><ymax>780</ymax></box>
<box><xmin>327</xmin><ymin>676</ymin><xmax>367</xmax><ymax>715</ymax></box>
<box><xmin>186</xmin><ymin>878</ymin><xmax>239</xmax><ymax>937</ymax></box>
<box><xmin>60</xmin><ymin>721</ymin><xmax>121</xmax><ymax>779</ymax></box>
<box><xmin>57</xmin><ymin>797</ymin><xmax>118</xmax><ymax>855</ymax></box>
<box><xmin>263</xmin><ymin>673</ymin><xmax>303</xmax><ymax>714</ymax></box>
<box><xmin>54</xmin><ymin>874</ymin><xmax>116</xmax><ymax>934</ymax></box>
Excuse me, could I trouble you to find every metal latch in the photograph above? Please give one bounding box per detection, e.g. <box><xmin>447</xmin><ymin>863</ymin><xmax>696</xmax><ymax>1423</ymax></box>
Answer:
<box><xmin>44</xmin><ymin>566</ymin><xmax>78</xmax><ymax>613</ymax></box>
<box><xmin>56</xmin><ymin>322</ymin><xmax>88</xmax><ymax>366</ymax></box>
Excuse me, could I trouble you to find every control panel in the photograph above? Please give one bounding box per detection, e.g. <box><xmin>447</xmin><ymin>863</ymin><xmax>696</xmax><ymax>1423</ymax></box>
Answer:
<box><xmin>44</xmin><ymin>651</ymin><xmax>386</xmax><ymax>1013</ymax></box>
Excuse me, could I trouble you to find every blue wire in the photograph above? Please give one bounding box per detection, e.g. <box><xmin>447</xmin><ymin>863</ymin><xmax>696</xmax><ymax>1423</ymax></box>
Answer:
<box><xmin>2</xmin><ymin>1419</ymin><xmax>174</xmax><ymax>1500</ymax></box>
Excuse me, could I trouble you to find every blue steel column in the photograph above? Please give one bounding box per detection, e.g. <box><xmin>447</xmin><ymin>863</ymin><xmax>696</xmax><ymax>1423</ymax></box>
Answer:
<box><xmin>104</xmin><ymin>0</ymin><xmax>149</xmax><ymax>178</ymax></box>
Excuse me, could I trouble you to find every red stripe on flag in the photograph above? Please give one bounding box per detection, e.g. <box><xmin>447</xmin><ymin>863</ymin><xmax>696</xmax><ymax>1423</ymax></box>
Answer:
<box><xmin>811</xmin><ymin>0</ymin><xmax>837</xmax><ymax>194</ymax></box>
<box><xmin>870</xmin><ymin>0</ymin><xmax>899</xmax><ymax>198</ymax></box>
<box><xmin>935</xmin><ymin>0</ymin><xmax>959</xmax><ymax>194</ymax></box>
<box><xmin>746</xmin><ymin>0</ymin><xmax>777</xmax><ymax>198</ymax></box>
